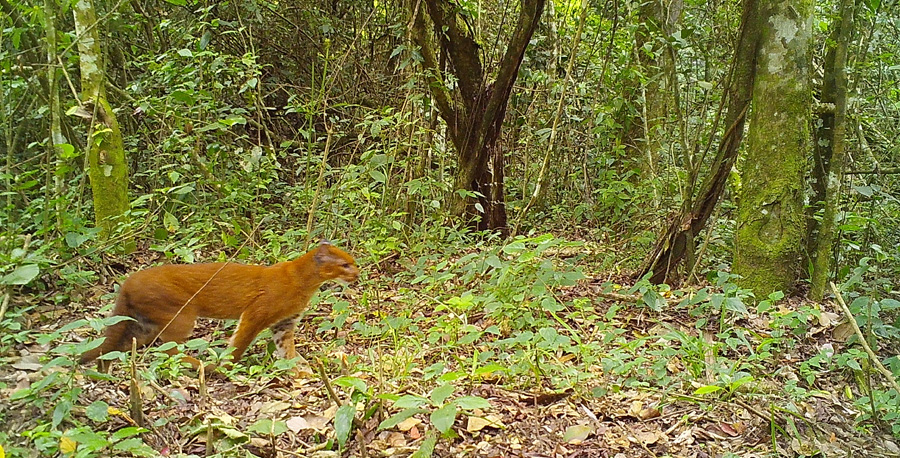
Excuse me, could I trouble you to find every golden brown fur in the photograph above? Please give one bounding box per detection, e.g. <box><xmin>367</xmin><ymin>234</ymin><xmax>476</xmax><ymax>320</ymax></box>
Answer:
<box><xmin>80</xmin><ymin>241</ymin><xmax>358</xmax><ymax>371</ymax></box>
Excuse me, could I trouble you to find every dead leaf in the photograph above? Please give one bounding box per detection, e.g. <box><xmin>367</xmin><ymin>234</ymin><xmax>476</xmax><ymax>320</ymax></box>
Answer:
<box><xmin>466</xmin><ymin>415</ymin><xmax>504</xmax><ymax>433</ymax></box>
<box><xmin>386</xmin><ymin>432</ymin><xmax>406</xmax><ymax>447</ymax></box>
<box><xmin>397</xmin><ymin>417</ymin><xmax>422</xmax><ymax>432</ymax></box>
<box><xmin>259</xmin><ymin>400</ymin><xmax>290</xmax><ymax>414</ymax></box>
<box><xmin>833</xmin><ymin>322</ymin><xmax>854</xmax><ymax>342</ymax></box>
<box><xmin>11</xmin><ymin>361</ymin><xmax>42</xmax><ymax>371</ymax></box>
<box><xmin>408</xmin><ymin>425</ymin><xmax>420</xmax><ymax>440</ymax></box>
<box><xmin>629</xmin><ymin>400</ymin><xmax>643</xmax><ymax>417</ymax></box>
<box><xmin>819</xmin><ymin>311</ymin><xmax>840</xmax><ymax>327</ymax></box>
<box><xmin>286</xmin><ymin>414</ymin><xmax>330</xmax><ymax>433</ymax></box>
<box><xmin>563</xmin><ymin>424</ymin><xmax>593</xmax><ymax>444</ymax></box>
<box><xmin>633</xmin><ymin>430</ymin><xmax>661</xmax><ymax>445</ymax></box>
<box><xmin>637</xmin><ymin>406</ymin><xmax>661</xmax><ymax>420</ymax></box>
<box><xmin>59</xmin><ymin>436</ymin><xmax>77</xmax><ymax>454</ymax></box>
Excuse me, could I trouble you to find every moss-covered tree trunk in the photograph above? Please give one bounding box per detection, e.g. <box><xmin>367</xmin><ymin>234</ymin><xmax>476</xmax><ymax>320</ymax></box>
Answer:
<box><xmin>73</xmin><ymin>0</ymin><xmax>130</xmax><ymax>238</ymax></box>
<box><xmin>808</xmin><ymin>0</ymin><xmax>854</xmax><ymax>300</ymax></box>
<box><xmin>733</xmin><ymin>0</ymin><xmax>813</xmax><ymax>296</ymax></box>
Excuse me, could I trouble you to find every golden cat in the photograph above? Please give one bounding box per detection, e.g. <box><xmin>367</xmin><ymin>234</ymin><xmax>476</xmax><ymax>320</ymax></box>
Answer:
<box><xmin>80</xmin><ymin>241</ymin><xmax>359</xmax><ymax>371</ymax></box>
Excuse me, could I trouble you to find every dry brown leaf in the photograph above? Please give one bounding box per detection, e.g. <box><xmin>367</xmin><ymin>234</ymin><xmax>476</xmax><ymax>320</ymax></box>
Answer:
<box><xmin>466</xmin><ymin>415</ymin><xmax>504</xmax><ymax>433</ymax></box>
<box><xmin>819</xmin><ymin>311</ymin><xmax>840</xmax><ymax>327</ymax></box>
<box><xmin>672</xmin><ymin>428</ymin><xmax>695</xmax><ymax>445</ymax></box>
<box><xmin>259</xmin><ymin>400</ymin><xmax>291</xmax><ymax>414</ymax></box>
<box><xmin>563</xmin><ymin>424</ymin><xmax>593</xmax><ymax>444</ymax></box>
<box><xmin>286</xmin><ymin>416</ymin><xmax>311</xmax><ymax>433</ymax></box>
<box><xmin>637</xmin><ymin>406</ymin><xmax>661</xmax><ymax>420</ymax></box>
<box><xmin>629</xmin><ymin>400</ymin><xmax>643</xmax><ymax>417</ymax></box>
<box><xmin>833</xmin><ymin>322</ymin><xmax>854</xmax><ymax>342</ymax></box>
<box><xmin>249</xmin><ymin>437</ymin><xmax>268</xmax><ymax>447</ymax></box>
<box><xmin>666</xmin><ymin>357</ymin><xmax>682</xmax><ymax>374</ymax></box>
<box><xmin>386</xmin><ymin>432</ymin><xmax>407</xmax><ymax>447</ymax></box>
<box><xmin>397</xmin><ymin>416</ymin><xmax>422</xmax><ymax>432</ymax></box>
<box><xmin>633</xmin><ymin>429</ymin><xmax>661</xmax><ymax>445</ymax></box>
<box><xmin>408</xmin><ymin>425</ymin><xmax>420</xmax><ymax>440</ymax></box>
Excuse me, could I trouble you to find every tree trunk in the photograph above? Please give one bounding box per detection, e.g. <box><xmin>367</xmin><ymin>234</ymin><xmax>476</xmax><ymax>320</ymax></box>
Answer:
<box><xmin>809</xmin><ymin>0</ymin><xmax>854</xmax><ymax>300</ymax></box>
<box><xmin>412</xmin><ymin>0</ymin><xmax>545</xmax><ymax>235</ymax></box>
<box><xmin>639</xmin><ymin>0</ymin><xmax>759</xmax><ymax>284</ymax></box>
<box><xmin>733</xmin><ymin>0</ymin><xmax>813</xmax><ymax>296</ymax></box>
<box><xmin>45</xmin><ymin>0</ymin><xmax>67</xmax><ymax>233</ymax></box>
<box><xmin>73</xmin><ymin>0</ymin><xmax>130</xmax><ymax>239</ymax></box>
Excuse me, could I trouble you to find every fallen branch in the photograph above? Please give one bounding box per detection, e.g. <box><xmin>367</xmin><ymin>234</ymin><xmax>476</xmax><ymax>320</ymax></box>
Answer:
<box><xmin>830</xmin><ymin>282</ymin><xmax>900</xmax><ymax>395</ymax></box>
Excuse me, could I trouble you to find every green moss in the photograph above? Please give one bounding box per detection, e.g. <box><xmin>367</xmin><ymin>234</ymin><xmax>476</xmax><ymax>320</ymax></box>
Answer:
<box><xmin>733</xmin><ymin>0</ymin><xmax>812</xmax><ymax>298</ymax></box>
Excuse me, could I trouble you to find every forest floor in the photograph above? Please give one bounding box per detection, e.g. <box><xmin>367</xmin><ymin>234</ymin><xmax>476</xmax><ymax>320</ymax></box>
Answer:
<box><xmin>2</xmin><ymin>240</ymin><xmax>899</xmax><ymax>457</ymax></box>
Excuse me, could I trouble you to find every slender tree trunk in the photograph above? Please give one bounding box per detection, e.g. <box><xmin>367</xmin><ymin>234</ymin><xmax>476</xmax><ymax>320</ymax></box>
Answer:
<box><xmin>733</xmin><ymin>0</ymin><xmax>813</xmax><ymax>296</ymax></box>
<box><xmin>45</xmin><ymin>0</ymin><xmax>67</xmax><ymax>230</ymax></box>
<box><xmin>73</xmin><ymin>0</ymin><xmax>130</xmax><ymax>239</ymax></box>
<box><xmin>809</xmin><ymin>0</ymin><xmax>855</xmax><ymax>300</ymax></box>
<box><xmin>639</xmin><ymin>0</ymin><xmax>759</xmax><ymax>284</ymax></box>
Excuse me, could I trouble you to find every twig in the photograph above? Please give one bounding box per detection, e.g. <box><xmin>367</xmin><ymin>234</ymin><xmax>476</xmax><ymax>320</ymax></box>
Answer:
<box><xmin>830</xmin><ymin>283</ymin><xmax>900</xmax><ymax>394</ymax></box>
<box><xmin>129</xmin><ymin>337</ymin><xmax>145</xmax><ymax>427</ymax></box>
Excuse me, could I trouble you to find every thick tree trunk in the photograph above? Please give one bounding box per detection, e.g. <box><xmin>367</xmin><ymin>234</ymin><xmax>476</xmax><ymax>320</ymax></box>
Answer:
<box><xmin>73</xmin><ymin>0</ymin><xmax>130</xmax><ymax>239</ymax></box>
<box><xmin>413</xmin><ymin>0</ymin><xmax>544</xmax><ymax>235</ymax></box>
<box><xmin>733</xmin><ymin>0</ymin><xmax>813</xmax><ymax>296</ymax></box>
<box><xmin>809</xmin><ymin>0</ymin><xmax>854</xmax><ymax>300</ymax></box>
<box><xmin>639</xmin><ymin>0</ymin><xmax>759</xmax><ymax>284</ymax></box>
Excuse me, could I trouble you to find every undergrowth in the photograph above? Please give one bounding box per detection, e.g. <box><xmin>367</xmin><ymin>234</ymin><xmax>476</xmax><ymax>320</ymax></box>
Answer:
<box><xmin>2</xmin><ymin>227</ymin><xmax>899</xmax><ymax>456</ymax></box>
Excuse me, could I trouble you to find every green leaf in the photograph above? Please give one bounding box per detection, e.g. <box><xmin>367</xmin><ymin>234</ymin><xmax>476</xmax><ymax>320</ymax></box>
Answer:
<box><xmin>563</xmin><ymin>424</ymin><xmax>593</xmax><ymax>443</ymax></box>
<box><xmin>540</xmin><ymin>297</ymin><xmax>563</xmax><ymax>312</ymax></box>
<box><xmin>430</xmin><ymin>403</ymin><xmax>457</xmax><ymax>435</ymax></box>
<box><xmin>52</xmin><ymin>399</ymin><xmax>72</xmax><ymax>428</ymax></box>
<box><xmin>693</xmin><ymin>385</ymin><xmax>723</xmax><ymax>395</ymax></box>
<box><xmin>453</xmin><ymin>396</ymin><xmax>490</xmax><ymax>410</ymax></box>
<box><xmin>56</xmin><ymin>143</ymin><xmax>77</xmax><ymax>158</ymax></box>
<box><xmin>170</xmin><ymin>90</ymin><xmax>195</xmax><ymax>105</ymax></box>
<box><xmin>1</xmin><ymin>264</ymin><xmax>39</xmax><ymax>285</ymax></box>
<box><xmin>724</xmin><ymin>297</ymin><xmax>748</xmax><ymax>315</ymax></box>
<box><xmin>369</xmin><ymin>170</ymin><xmax>386</xmax><ymax>183</ymax></box>
<box><xmin>378</xmin><ymin>408</ymin><xmax>428</xmax><ymax>430</ymax></box>
<box><xmin>394</xmin><ymin>394</ymin><xmax>429</xmax><ymax>409</ymax></box>
<box><xmin>502</xmin><ymin>241</ymin><xmax>526</xmax><ymax>254</ymax></box>
<box><xmin>430</xmin><ymin>384</ymin><xmax>455</xmax><ymax>406</ymax></box>
<box><xmin>199</xmin><ymin>30</ymin><xmax>212</xmax><ymax>50</ymax></box>
<box><xmin>473</xmin><ymin>363</ymin><xmax>506</xmax><ymax>377</ymax></box>
<box><xmin>111</xmin><ymin>427</ymin><xmax>147</xmax><ymax>441</ymax></box>
<box><xmin>177</xmin><ymin>48</ymin><xmax>193</xmax><ymax>57</ymax></box>
<box><xmin>86</xmin><ymin>401</ymin><xmax>109</xmax><ymax>422</ymax></box>
<box><xmin>410</xmin><ymin>432</ymin><xmax>437</xmax><ymax>458</ymax></box>
<box><xmin>248</xmin><ymin>418</ymin><xmax>289</xmax><ymax>436</ymax></box>
<box><xmin>333</xmin><ymin>376</ymin><xmax>368</xmax><ymax>395</ymax></box>
<box><xmin>334</xmin><ymin>404</ymin><xmax>355</xmax><ymax>448</ymax></box>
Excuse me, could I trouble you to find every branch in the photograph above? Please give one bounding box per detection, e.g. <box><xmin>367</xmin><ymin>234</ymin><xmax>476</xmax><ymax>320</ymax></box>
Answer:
<box><xmin>410</xmin><ymin>0</ymin><xmax>457</xmax><ymax>138</ymax></box>
<box><xmin>830</xmin><ymin>283</ymin><xmax>900</xmax><ymax>395</ymax></box>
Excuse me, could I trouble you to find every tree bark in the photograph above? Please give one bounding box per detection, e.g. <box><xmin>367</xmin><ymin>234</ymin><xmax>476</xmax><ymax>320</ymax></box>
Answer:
<box><xmin>733</xmin><ymin>0</ymin><xmax>813</xmax><ymax>296</ymax></box>
<box><xmin>639</xmin><ymin>0</ymin><xmax>759</xmax><ymax>284</ymax></box>
<box><xmin>809</xmin><ymin>0</ymin><xmax>854</xmax><ymax>300</ymax></box>
<box><xmin>412</xmin><ymin>0</ymin><xmax>545</xmax><ymax>234</ymax></box>
<box><xmin>73</xmin><ymin>0</ymin><xmax>130</xmax><ymax>240</ymax></box>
